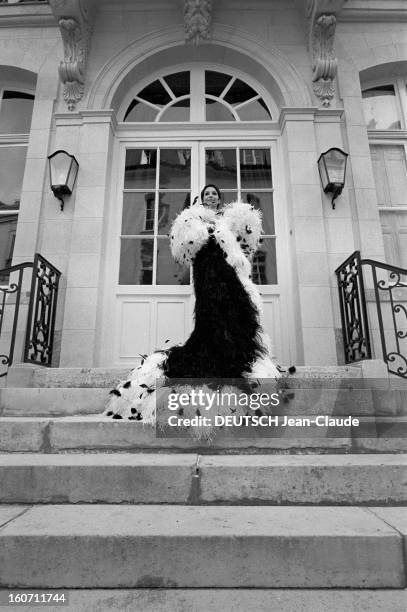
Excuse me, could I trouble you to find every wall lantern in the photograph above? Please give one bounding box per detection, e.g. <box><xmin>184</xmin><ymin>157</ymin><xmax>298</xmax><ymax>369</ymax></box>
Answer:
<box><xmin>48</xmin><ymin>150</ymin><xmax>79</xmax><ymax>211</ymax></box>
<box><xmin>317</xmin><ymin>147</ymin><xmax>348</xmax><ymax>209</ymax></box>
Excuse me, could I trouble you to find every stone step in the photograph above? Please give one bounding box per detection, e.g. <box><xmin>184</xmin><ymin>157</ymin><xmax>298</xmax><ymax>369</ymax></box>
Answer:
<box><xmin>1</xmin><ymin>589</ymin><xmax>405</xmax><ymax>612</ymax></box>
<box><xmin>1</xmin><ymin>386</ymin><xmax>406</xmax><ymax>418</ymax></box>
<box><xmin>0</xmin><ymin>454</ymin><xmax>405</xmax><ymax>505</ymax></box>
<box><xmin>0</xmin><ymin>505</ymin><xmax>404</xmax><ymax>588</ymax></box>
<box><xmin>0</xmin><ymin>388</ymin><xmax>107</xmax><ymax>417</ymax></box>
<box><xmin>7</xmin><ymin>365</ymin><xmax>362</xmax><ymax>388</ymax></box>
<box><xmin>0</xmin><ymin>416</ymin><xmax>406</xmax><ymax>453</ymax></box>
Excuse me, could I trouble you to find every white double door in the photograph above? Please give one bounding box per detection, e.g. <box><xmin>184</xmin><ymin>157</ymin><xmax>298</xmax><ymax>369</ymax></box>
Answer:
<box><xmin>104</xmin><ymin>139</ymin><xmax>291</xmax><ymax>366</ymax></box>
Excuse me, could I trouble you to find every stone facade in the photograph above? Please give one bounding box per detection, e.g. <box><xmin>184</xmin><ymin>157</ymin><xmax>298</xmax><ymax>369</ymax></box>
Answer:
<box><xmin>1</xmin><ymin>0</ymin><xmax>406</xmax><ymax>368</ymax></box>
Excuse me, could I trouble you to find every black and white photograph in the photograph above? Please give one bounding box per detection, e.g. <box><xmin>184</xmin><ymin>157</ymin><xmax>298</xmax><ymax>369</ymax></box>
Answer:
<box><xmin>0</xmin><ymin>0</ymin><xmax>406</xmax><ymax>610</ymax></box>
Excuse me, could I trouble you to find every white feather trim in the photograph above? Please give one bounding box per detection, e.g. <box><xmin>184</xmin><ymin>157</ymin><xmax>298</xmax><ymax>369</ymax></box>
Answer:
<box><xmin>104</xmin><ymin>351</ymin><xmax>167</xmax><ymax>422</ymax></box>
<box><xmin>170</xmin><ymin>204</ymin><xmax>216</xmax><ymax>266</ymax></box>
<box><xmin>221</xmin><ymin>201</ymin><xmax>262</xmax><ymax>259</ymax></box>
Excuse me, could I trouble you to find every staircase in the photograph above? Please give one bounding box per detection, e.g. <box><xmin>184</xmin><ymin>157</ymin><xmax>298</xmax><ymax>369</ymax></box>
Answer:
<box><xmin>0</xmin><ymin>366</ymin><xmax>406</xmax><ymax>611</ymax></box>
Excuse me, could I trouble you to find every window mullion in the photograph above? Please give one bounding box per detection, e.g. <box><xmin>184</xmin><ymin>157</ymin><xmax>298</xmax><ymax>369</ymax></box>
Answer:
<box><xmin>396</xmin><ymin>77</ymin><xmax>407</xmax><ymax>130</ymax></box>
<box><xmin>190</xmin><ymin>68</ymin><xmax>204</xmax><ymax>122</ymax></box>
<box><xmin>236</xmin><ymin>147</ymin><xmax>241</xmax><ymax>200</ymax></box>
<box><xmin>152</xmin><ymin>148</ymin><xmax>160</xmax><ymax>285</ymax></box>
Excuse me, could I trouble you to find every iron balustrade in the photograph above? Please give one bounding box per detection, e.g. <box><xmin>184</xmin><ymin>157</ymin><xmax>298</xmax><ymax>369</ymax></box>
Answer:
<box><xmin>0</xmin><ymin>261</ymin><xmax>32</xmax><ymax>377</ymax></box>
<box><xmin>336</xmin><ymin>250</ymin><xmax>407</xmax><ymax>379</ymax></box>
<box><xmin>0</xmin><ymin>253</ymin><xmax>60</xmax><ymax>376</ymax></box>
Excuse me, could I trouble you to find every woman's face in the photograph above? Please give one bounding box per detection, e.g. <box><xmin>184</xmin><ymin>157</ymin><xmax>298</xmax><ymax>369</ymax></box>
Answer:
<box><xmin>202</xmin><ymin>187</ymin><xmax>220</xmax><ymax>210</ymax></box>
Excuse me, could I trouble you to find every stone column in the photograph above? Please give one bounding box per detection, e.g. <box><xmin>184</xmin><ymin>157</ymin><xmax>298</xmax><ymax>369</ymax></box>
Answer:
<box><xmin>5</xmin><ymin>66</ymin><xmax>59</xmax><ymax>370</ymax></box>
<box><xmin>279</xmin><ymin>108</ymin><xmax>339</xmax><ymax>365</ymax></box>
<box><xmin>58</xmin><ymin>110</ymin><xmax>115</xmax><ymax>366</ymax></box>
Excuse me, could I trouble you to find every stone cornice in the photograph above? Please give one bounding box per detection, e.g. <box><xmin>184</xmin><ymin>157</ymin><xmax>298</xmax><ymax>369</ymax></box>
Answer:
<box><xmin>278</xmin><ymin>106</ymin><xmax>343</xmax><ymax>130</ymax></box>
<box><xmin>278</xmin><ymin>107</ymin><xmax>319</xmax><ymax>131</ymax></box>
<box><xmin>54</xmin><ymin>109</ymin><xmax>118</xmax><ymax>129</ymax></box>
<box><xmin>338</xmin><ymin>0</ymin><xmax>407</xmax><ymax>22</ymax></box>
<box><xmin>49</xmin><ymin>0</ymin><xmax>99</xmax><ymax>111</ymax></box>
<box><xmin>0</xmin><ymin>2</ymin><xmax>54</xmax><ymax>28</ymax></box>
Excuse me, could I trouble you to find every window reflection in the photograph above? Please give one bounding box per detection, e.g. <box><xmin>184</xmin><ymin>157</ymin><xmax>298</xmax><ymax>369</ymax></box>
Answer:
<box><xmin>121</xmin><ymin>193</ymin><xmax>155</xmax><ymax>235</ymax></box>
<box><xmin>0</xmin><ymin>91</ymin><xmax>34</xmax><ymax>134</ymax></box>
<box><xmin>156</xmin><ymin>239</ymin><xmax>190</xmax><ymax>285</ymax></box>
<box><xmin>206</xmin><ymin>149</ymin><xmax>237</xmax><ymax>189</ymax></box>
<box><xmin>119</xmin><ymin>238</ymin><xmax>153</xmax><ymax>285</ymax></box>
<box><xmin>243</xmin><ymin>192</ymin><xmax>275</xmax><ymax>235</ymax></box>
<box><xmin>124</xmin><ymin>149</ymin><xmax>157</xmax><ymax>189</ymax></box>
<box><xmin>0</xmin><ymin>208</ymin><xmax>17</xmax><ymax>284</ymax></box>
<box><xmin>0</xmin><ymin>146</ymin><xmax>27</xmax><ymax>206</ymax></box>
<box><xmin>159</xmin><ymin>149</ymin><xmax>191</xmax><ymax>188</ymax></box>
<box><xmin>252</xmin><ymin>238</ymin><xmax>277</xmax><ymax>285</ymax></box>
<box><xmin>362</xmin><ymin>86</ymin><xmax>401</xmax><ymax>130</ymax></box>
<box><xmin>158</xmin><ymin>192</ymin><xmax>190</xmax><ymax>234</ymax></box>
<box><xmin>240</xmin><ymin>149</ymin><xmax>272</xmax><ymax>189</ymax></box>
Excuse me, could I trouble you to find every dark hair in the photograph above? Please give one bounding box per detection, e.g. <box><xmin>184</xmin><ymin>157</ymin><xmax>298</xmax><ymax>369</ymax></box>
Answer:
<box><xmin>200</xmin><ymin>184</ymin><xmax>222</xmax><ymax>204</ymax></box>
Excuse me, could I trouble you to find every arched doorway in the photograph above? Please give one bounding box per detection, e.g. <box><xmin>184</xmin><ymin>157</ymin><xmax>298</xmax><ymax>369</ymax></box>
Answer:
<box><xmin>101</xmin><ymin>64</ymin><xmax>293</xmax><ymax>366</ymax></box>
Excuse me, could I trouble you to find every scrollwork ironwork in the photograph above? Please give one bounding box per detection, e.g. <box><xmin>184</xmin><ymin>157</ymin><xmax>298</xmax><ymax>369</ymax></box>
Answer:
<box><xmin>24</xmin><ymin>254</ymin><xmax>61</xmax><ymax>367</ymax></box>
<box><xmin>337</xmin><ymin>250</ymin><xmax>407</xmax><ymax>379</ymax></box>
<box><xmin>335</xmin><ymin>251</ymin><xmax>371</xmax><ymax>363</ymax></box>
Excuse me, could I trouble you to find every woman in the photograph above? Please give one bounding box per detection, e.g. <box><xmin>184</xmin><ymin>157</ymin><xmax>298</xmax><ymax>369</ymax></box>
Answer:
<box><xmin>104</xmin><ymin>184</ymin><xmax>281</xmax><ymax>422</ymax></box>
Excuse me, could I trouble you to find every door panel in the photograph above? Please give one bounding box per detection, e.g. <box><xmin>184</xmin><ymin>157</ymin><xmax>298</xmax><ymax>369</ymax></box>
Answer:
<box><xmin>111</xmin><ymin>140</ymin><xmax>289</xmax><ymax>365</ymax></box>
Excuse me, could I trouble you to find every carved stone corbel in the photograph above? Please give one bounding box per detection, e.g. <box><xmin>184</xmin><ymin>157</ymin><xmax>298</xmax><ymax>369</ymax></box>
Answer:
<box><xmin>311</xmin><ymin>14</ymin><xmax>337</xmax><ymax>106</ymax></box>
<box><xmin>307</xmin><ymin>0</ymin><xmax>347</xmax><ymax>107</ymax></box>
<box><xmin>184</xmin><ymin>0</ymin><xmax>213</xmax><ymax>45</ymax></box>
<box><xmin>49</xmin><ymin>0</ymin><xmax>98</xmax><ymax>111</ymax></box>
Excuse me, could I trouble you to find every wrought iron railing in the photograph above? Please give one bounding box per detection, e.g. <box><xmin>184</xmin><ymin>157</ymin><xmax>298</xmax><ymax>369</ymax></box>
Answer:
<box><xmin>0</xmin><ymin>253</ymin><xmax>60</xmax><ymax>376</ymax></box>
<box><xmin>336</xmin><ymin>250</ymin><xmax>407</xmax><ymax>378</ymax></box>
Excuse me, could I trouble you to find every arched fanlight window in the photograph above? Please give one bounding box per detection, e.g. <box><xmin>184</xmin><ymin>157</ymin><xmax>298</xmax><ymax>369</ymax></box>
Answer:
<box><xmin>123</xmin><ymin>69</ymin><xmax>273</xmax><ymax>123</ymax></box>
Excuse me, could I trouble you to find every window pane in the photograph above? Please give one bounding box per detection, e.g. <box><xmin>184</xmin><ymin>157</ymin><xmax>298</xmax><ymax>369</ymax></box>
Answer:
<box><xmin>0</xmin><ymin>214</ymin><xmax>17</xmax><ymax>283</ymax></box>
<box><xmin>124</xmin><ymin>149</ymin><xmax>157</xmax><ymax>189</ymax></box>
<box><xmin>370</xmin><ymin>145</ymin><xmax>407</xmax><ymax>207</ymax></box>
<box><xmin>240</xmin><ymin>149</ymin><xmax>272</xmax><ymax>189</ymax></box>
<box><xmin>159</xmin><ymin>149</ymin><xmax>191</xmax><ymax>189</ymax></box>
<box><xmin>160</xmin><ymin>99</ymin><xmax>190</xmax><ymax>122</ymax></box>
<box><xmin>205</xmin><ymin>99</ymin><xmax>235</xmax><ymax>121</ymax></box>
<box><xmin>0</xmin><ymin>91</ymin><xmax>34</xmax><ymax>134</ymax></box>
<box><xmin>242</xmin><ymin>192</ymin><xmax>275</xmax><ymax>235</ymax></box>
<box><xmin>164</xmin><ymin>72</ymin><xmax>190</xmax><ymax>97</ymax></box>
<box><xmin>205</xmin><ymin>71</ymin><xmax>232</xmax><ymax>97</ymax></box>
<box><xmin>221</xmin><ymin>191</ymin><xmax>238</xmax><ymax>205</ymax></box>
<box><xmin>124</xmin><ymin>100</ymin><xmax>158</xmax><ymax>122</ymax></box>
<box><xmin>237</xmin><ymin>99</ymin><xmax>271</xmax><ymax>121</ymax></box>
<box><xmin>119</xmin><ymin>238</ymin><xmax>153</xmax><ymax>285</ymax></box>
<box><xmin>205</xmin><ymin>149</ymin><xmax>237</xmax><ymax>189</ymax></box>
<box><xmin>157</xmin><ymin>192</ymin><xmax>190</xmax><ymax>235</ymax></box>
<box><xmin>137</xmin><ymin>80</ymin><xmax>171</xmax><ymax>107</ymax></box>
<box><xmin>224</xmin><ymin>79</ymin><xmax>257</xmax><ymax>106</ymax></box>
<box><xmin>252</xmin><ymin>238</ymin><xmax>277</xmax><ymax>285</ymax></box>
<box><xmin>122</xmin><ymin>192</ymin><xmax>155</xmax><ymax>235</ymax></box>
<box><xmin>0</xmin><ymin>146</ymin><xmax>27</xmax><ymax>206</ymax></box>
<box><xmin>362</xmin><ymin>86</ymin><xmax>401</xmax><ymax>130</ymax></box>
<box><xmin>156</xmin><ymin>238</ymin><xmax>190</xmax><ymax>285</ymax></box>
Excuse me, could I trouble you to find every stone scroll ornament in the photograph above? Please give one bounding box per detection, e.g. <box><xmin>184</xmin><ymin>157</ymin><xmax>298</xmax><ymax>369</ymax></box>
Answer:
<box><xmin>311</xmin><ymin>14</ymin><xmax>338</xmax><ymax>107</ymax></box>
<box><xmin>184</xmin><ymin>0</ymin><xmax>213</xmax><ymax>45</ymax></box>
<box><xmin>58</xmin><ymin>17</ymin><xmax>87</xmax><ymax>111</ymax></box>
<box><xmin>49</xmin><ymin>0</ymin><xmax>98</xmax><ymax>111</ymax></box>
